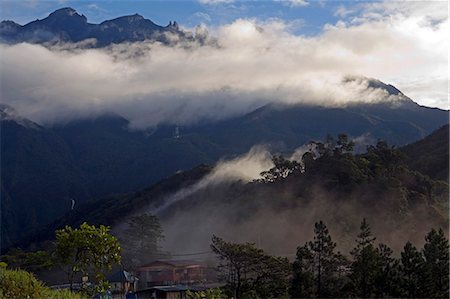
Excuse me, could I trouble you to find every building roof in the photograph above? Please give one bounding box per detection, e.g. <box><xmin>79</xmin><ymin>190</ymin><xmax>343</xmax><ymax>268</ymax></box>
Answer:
<box><xmin>107</xmin><ymin>270</ymin><xmax>139</xmax><ymax>283</ymax></box>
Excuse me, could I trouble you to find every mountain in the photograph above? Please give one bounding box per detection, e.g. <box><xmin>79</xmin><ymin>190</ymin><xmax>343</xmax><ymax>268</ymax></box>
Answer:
<box><xmin>1</xmin><ymin>91</ymin><xmax>448</xmax><ymax>251</ymax></box>
<box><xmin>0</xmin><ymin>105</ymin><xmax>90</xmax><ymax>249</ymax></box>
<box><xmin>0</xmin><ymin>7</ymin><xmax>190</xmax><ymax>46</ymax></box>
<box><xmin>401</xmin><ymin>124</ymin><xmax>449</xmax><ymax>181</ymax></box>
<box><xmin>16</xmin><ymin>126</ymin><xmax>449</xmax><ymax>255</ymax></box>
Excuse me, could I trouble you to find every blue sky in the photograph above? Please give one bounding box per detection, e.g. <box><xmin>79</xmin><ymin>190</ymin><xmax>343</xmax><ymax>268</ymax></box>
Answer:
<box><xmin>0</xmin><ymin>0</ymin><xmax>362</xmax><ymax>35</ymax></box>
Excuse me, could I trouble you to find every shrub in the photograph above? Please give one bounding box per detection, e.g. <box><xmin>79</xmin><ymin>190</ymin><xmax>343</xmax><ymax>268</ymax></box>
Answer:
<box><xmin>0</xmin><ymin>267</ymin><xmax>85</xmax><ymax>299</ymax></box>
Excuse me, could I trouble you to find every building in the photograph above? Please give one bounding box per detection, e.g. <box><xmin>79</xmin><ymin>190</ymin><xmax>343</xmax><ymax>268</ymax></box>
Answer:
<box><xmin>107</xmin><ymin>270</ymin><xmax>139</xmax><ymax>298</ymax></box>
<box><xmin>136</xmin><ymin>260</ymin><xmax>207</xmax><ymax>289</ymax></box>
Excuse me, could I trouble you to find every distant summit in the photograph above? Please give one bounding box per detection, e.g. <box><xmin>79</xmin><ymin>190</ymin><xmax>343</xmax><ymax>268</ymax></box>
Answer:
<box><xmin>0</xmin><ymin>7</ymin><xmax>192</xmax><ymax>46</ymax></box>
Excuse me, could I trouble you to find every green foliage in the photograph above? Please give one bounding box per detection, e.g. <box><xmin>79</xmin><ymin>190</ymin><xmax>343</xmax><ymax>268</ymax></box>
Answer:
<box><xmin>1</xmin><ymin>248</ymin><xmax>53</xmax><ymax>274</ymax></box>
<box><xmin>290</xmin><ymin>221</ymin><xmax>450</xmax><ymax>298</ymax></box>
<box><xmin>290</xmin><ymin>245</ymin><xmax>315</xmax><ymax>298</ymax></box>
<box><xmin>55</xmin><ymin>222</ymin><xmax>121</xmax><ymax>291</ymax></box>
<box><xmin>0</xmin><ymin>267</ymin><xmax>85</xmax><ymax>299</ymax></box>
<box><xmin>366</xmin><ymin>140</ymin><xmax>405</xmax><ymax>177</ymax></box>
<box><xmin>211</xmin><ymin>235</ymin><xmax>290</xmax><ymax>299</ymax></box>
<box><xmin>421</xmin><ymin>228</ymin><xmax>449</xmax><ymax>298</ymax></box>
<box><xmin>400</xmin><ymin>241</ymin><xmax>424</xmax><ymax>298</ymax></box>
<box><xmin>120</xmin><ymin>213</ymin><xmax>165</xmax><ymax>268</ymax></box>
<box><xmin>42</xmin><ymin>288</ymin><xmax>87</xmax><ymax>299</ymax></box>
<box><xmin>349</xmin><ymin>219</ymin><xmax>381</xmax><ymax>298</ymax></box>
<box><xmin>375</xmin><ymin>243</ymin><xmax>402</xmax><ymax>297</ymax></box>
<box><xmin>186</xmin><ymin>288</ymin><xmax>226</xmax><ymax>299</ymax></box>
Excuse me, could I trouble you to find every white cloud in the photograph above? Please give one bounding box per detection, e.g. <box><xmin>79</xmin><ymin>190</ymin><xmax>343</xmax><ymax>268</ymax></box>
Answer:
<box><xmin>192</xmin><ymin>11</ymin><xmax>212</xmax><ymax>23</ymax></box>
<box><xmin>151</xmin><ymin>145</ymin><xmax>273</xmax><ymax>214</ymax></box>
<box><xmin>275</xmin><ymin>0</ymin><xmax>309</xmax><ymax>8</ymax></box>
<box><xmin>198</xmin><ymin>0</ymin><xmax>234</xmax><ymax>5</ymax></box>
<box><xmin>0</xmin><ymin>1</ymin><xmax>447</xmax><ymax>128</ymax></box>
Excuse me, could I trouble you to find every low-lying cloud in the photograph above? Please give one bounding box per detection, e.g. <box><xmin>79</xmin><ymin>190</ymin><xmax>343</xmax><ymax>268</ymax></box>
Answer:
<box><xmin>150</xmin><ymin>145</ymin><xmax>273</xmax><ymax>214</ymax></box>
<box><xmin>0</xmin><ymin>1</ymin><xmax>447</xmax><ymax>128</ymax></box>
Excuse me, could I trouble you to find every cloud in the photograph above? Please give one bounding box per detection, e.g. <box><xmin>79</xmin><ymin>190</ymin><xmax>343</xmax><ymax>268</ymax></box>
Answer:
<box><xmin>275</xmin><ymin>0</ymin><xmax>309</xmax><ymax>8</ymax></box>
<box><xmin>124</xmin><ymin>144</ymin><xmax>445</xmax><ymax>256</ymax></box>
<box><xmin>151</xmin><ymin>145</ymin><xmax>274</xmax><ymax>214</ymax></box>
<box><xmin>87</xmin><ymin>3</ymin><xmax>108</xmax><ymax>13</ymax></box>
<box><xmin>198</xmin><ymin>0</ymin><xmax>234</xmax><ymax>5</ymax></box>
<box><xmin>192</xmin><ymin>11</ymin><xmax>212</xmax><ymax>23</ymax></box>
<box><xmin>0</xmin><ymin>1</ymin><xmax>447</xmax><ymax>128</ymax></box>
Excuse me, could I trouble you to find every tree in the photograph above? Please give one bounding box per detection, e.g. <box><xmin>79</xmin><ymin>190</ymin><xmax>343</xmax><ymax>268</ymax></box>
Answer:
<box><xmin>421</xmin><ymin>228</ymin><xmax>449</xmax><ymax>298</ymax></box>
<box><xmin>400</xmin><ymin>241</ymin><xmax>424</xmax><ymax>298</ymax></box>
<box><xmin>1</xmin><ymin>248</ymin><xmax>53</xmax><ymax>274</ymax></box>
<box><xmin>290</xmin><ymin>245</ymin><xmax>315</xmax><ymax>298</ymax></box>
<box><xmin>291</xmin><ymin>221</ymin><xmax>348</xmax><ymax>298</ymax></box>
<box><xmin>260</xmin><ymin>155</ymin><xmax>302</xmax><ymax>182</ymax></box>
<box><xmin>334</xmin><ymin>134</ymin><xmax>355</xmax><ymax>156</ymax></box>
<box><xmin>210</xmin><ymin>235</ymin><xmax>290</xmax><ymax>299</ymax></box>
<box><xmin>349</xmin><ymin>218</ymin><xmax>380</xmax><ymax>298</ymax></box>
<box><xmin>375</xmin><ymin>243</ymin><xmax>401</xmax><ymax>297</ymax></box>
<box><xmin>55</xmin><ymin>222</ymin><xmax>121</xmax><ymax>291</ymax></box>
<box><xmin>366</xmin><ymin>140</ymin><xmax>404</xmax><ymax>176</ymax></box>
<box><xmin>120</xmin><ymin>213</ymin><xmax>164</xmax><ymax>268</ymax></box>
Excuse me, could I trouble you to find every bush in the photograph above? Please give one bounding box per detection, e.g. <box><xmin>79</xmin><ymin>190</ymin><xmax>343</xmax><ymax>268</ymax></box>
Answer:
<box><xmin>0</xmin><ymin>267</ymin><xmax>85</xmax><ymax>299</ymax></box>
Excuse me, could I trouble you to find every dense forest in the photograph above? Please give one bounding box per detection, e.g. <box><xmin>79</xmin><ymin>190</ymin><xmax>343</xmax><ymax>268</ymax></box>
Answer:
<box><xmin>211</xmin><ymin>219</ymin><xmax>449</xmax><ymax>299</ymax></box>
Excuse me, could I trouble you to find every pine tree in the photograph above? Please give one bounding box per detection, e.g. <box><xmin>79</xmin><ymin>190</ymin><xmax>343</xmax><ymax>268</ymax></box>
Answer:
<box><xmin>349</xmin><ymin>218</ymin><xmax>380</xmax><ymax>298</ymax></box>
<box><xmin>421</xmin><ymin>228</ymin><xmax>449</xmax><ymax>298</ymax></box>
<box><xmin>120</xmin><ymin>213</ymin><xmax>164</xmax><ymax>268</ymax></box>
<box><xmin>375</xmin><ymin>243</ymin><xmax>401</xmax><ymax>297</ymax></box>
<box><xmin>400</xmin><ymin>241</ymin><xmax>424</xmax><ymax>298</ymax></box>
<box><xmin>291</xmin><ymin>221</ymin><xmax>347</xmax><ymax>298</ymax></box>
<box><xmin>289</xmin><ymin>245</ymin><xmax>315</xmax><ymax>298</ymax></box>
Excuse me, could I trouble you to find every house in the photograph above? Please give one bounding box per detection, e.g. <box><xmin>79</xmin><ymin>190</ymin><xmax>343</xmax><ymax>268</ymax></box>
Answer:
<box><xmin>107</xmin><ymin>270</ymin><xmax>139</xmax><ymax>298</ymax></box>
<box><xmin>135</xmin><ymin>260</ymin><xmax>207</xmax><ymax>289</ymax></box>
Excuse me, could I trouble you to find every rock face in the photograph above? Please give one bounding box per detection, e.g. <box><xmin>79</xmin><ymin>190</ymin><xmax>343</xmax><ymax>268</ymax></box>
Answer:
<box><xmin>0</xmin><ymin>7</ymin><xmax>190</xmax><ymax>46</ymax></box>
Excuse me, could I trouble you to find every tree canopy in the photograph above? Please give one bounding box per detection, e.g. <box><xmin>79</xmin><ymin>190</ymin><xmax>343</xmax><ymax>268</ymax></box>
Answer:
<box><xmin>54</xmin><ymin>222</ymin><xmax>121</xmax><ymax>291</ymax></box>
<box><xmin>211</xmin><ymin>235</ymin><xmax>290</xmax><ymax>299</ymax></box>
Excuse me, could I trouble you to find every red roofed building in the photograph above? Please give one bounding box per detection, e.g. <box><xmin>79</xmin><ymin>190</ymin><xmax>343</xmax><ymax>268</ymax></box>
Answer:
<box><xmin>136</xmin><ymin>260</ymin><xmax>208</xmax><ymax>289</ymax></box>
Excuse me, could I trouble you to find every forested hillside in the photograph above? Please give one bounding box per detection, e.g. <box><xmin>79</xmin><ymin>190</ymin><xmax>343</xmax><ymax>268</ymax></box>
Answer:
<box><xmin>18</xmin><ymin>131</ymin><xmax>448</xmax><ymax>255</ymax></box>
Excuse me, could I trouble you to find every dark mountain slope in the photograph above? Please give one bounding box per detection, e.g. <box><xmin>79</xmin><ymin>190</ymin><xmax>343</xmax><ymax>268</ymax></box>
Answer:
<box><xmin>402</xmin><ymin>124</ymin><xmax>449</xmax><ymax>181</ymax></box>
<box><xmin>17</xmin><ymin>130</ymin><xmax>449</xmax><ymax>254</ymax></box>
<box><xmin>0</xmin><ymin>113</ymin><xmax>90</xmax><ymax>246</ymax></box>
<box><xmin>1</xmin><ymin>94</ymin><xmax>448</xmax><ymax>251</ymax></box>
<box><xmin>16</xmin><ymin>164</ymin><xmax>212</xmax><ymax>250</ymax></box>
<box><xmin>193</xmin><ymin>100</ymin><xmax>447</xmax><ymax>154</ymax></box>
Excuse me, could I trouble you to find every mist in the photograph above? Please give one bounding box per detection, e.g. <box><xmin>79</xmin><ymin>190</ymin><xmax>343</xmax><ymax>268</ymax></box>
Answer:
<box><xmin>112</xmin><ymin>144</ymin><xmax>447</xmax><ymax>260</ymax></box>
<box><xmin>1</xmin><ymin>2</ymin><xmax>447</xmax><ymax>128</ymax></box>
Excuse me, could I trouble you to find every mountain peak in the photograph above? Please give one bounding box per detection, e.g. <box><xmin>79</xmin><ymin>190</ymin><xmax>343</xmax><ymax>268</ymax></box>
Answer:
<box><xmin>0</xmin><ymin>104</ymin><xmax>41</xmax><ymax>129</ymax></box>
<box><xmin>1</xmin><ymin>8</ymin><xmax>191</xmax><ymax>46</ymax></box>
<box><xmin>49</xmin><ymin>7</ymin><xmax>78</xmax><ymax>17</ymax></box>
<box><xmin>46</xmin><ymin>7</ymin><xmax>87</xmax><ymax>24</ymax></box>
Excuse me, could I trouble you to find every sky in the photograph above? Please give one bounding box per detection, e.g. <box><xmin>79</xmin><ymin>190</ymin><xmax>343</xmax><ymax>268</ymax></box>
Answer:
<box><xmin>0</xmin><ymin>0</ymin><xmax>448</xmax><ymax>127</ymax></box>
<box><xmin>1</xmin><ymin>0</ymin><xmax>348</xmax><ymax>35</ymax></box>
